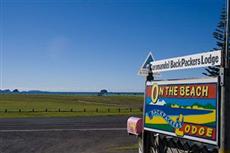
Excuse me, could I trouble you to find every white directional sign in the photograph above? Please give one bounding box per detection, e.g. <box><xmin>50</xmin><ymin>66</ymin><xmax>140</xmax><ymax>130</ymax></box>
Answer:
<box><xmin>150</xmin><ymin>50</ymin><xmax>222</xmax><ymax>73</ymax></box>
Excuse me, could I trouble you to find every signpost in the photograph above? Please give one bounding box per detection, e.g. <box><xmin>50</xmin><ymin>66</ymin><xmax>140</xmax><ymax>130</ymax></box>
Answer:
<box><xmin>144</xmin><ymin>77</ymin><xmax>219</xmax><ymax>145</ymax></box>
<box><xmin>220</xmin><ymin>1</ymin><xmax>230</xmax><ymax>153</ymax></box>
<box><xmin>150</xmin><ymin>50</ymin><xmax>221</xmax><ymax>73</ymax></box>
<box><xmin>137</xmin><ymin>49</ymin><xmax>226</xmax><ymax>153</ymax></box>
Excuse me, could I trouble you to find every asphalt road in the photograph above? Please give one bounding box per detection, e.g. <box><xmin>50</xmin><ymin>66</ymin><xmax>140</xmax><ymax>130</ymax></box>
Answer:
<box><xmin>0</xmin><ymin>116</ymin><xmax>139</xmax><ymax>153</ymax></box>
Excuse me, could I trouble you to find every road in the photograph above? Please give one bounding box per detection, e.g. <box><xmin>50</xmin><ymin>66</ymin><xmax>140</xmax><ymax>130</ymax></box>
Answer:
<box><xmin>0</xmin><ymin>116</ymin><xmax>139</xmax><ymax>153</ymax></box>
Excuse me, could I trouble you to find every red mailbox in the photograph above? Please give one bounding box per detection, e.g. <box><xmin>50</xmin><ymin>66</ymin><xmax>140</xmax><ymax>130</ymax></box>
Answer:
<box><xmin>127</xmin><ymin>117</ymin><xmax>143</xmax><ymax>136</ymax></box>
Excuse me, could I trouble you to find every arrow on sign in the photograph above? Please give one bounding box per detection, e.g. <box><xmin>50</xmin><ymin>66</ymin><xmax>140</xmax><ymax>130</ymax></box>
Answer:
<box><xmin>138</xmin><ymin>52</ymin><xmax>159</xmax><ymax>76</ymax></box>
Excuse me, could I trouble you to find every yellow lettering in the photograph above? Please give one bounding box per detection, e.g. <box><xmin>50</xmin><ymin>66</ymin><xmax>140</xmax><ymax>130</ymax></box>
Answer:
<box><xmin>198</xmin><ymin>127</ymin><xmax>205</xmax><ymax>136</ymax></box>
<box><xmin>165</xmin><ymin>86</ymin><xmax>169</xmax><ymax>95</ymax></box>
<box><xmin>185</xmin><ymin>125</ymin><xmax>190</xmax><ymax>133</ymax></box>
<box><xmin>175</xmin><ymin>114</ymin><xmax>184</xmax><ymax>137</ymax></box>
<box><xmin>159</xmin><ymin>87</ymin><xmax>164</xmax><ymax>96</ymax></box>
<box><xmin>185</xmin><ymin>86</ymin><xmax>190</xmax><ymax>96</ymax></box>
<box><xmin>196</xmin><ymin>86</ymin><xmax>202</xmax><ymax>97</ymax></box>
<box><xmin>180</xmin><ymin>86</ymin><xmax>185</xmax><ymax>96</ymax></box>
<box><xmin>206</xmin><ymin>128</ymin><xmax>213</xmax><ymax>137</ymax></box>
<box><xmin>151</xmin><ymin>84</ymin><xmax>159</xmax><ymax>103</ymax></box>
<box><xmin>190</xmin><ymin>87</ymin><xmax>195</xmax><ymax>96</ymax></box>
<box><xmin>175</xmin><ymin>128</ymin><xmax>184</xmax><ymax>137</ymax></box>
<box><xmin>174</xmin><ymin>86</ymin><xmax>178</xmax><ymax>96</ymax></box>
<box><xmin>168</xmin><ymin>87</ymin><xmax>174</xmax><ymax>96</ymax></box>
<box><xmin>202</xmin><ymin>86</ymin><xmax>209</xmax><ymax>97</ymax></box>
<box><xmin>191</xmin><ymin>126</ymin><xmax>197</xmax><ymax>135</ymax></box>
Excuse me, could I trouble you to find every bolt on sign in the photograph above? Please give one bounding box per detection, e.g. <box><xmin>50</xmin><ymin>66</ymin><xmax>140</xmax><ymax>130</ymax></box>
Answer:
<box><xmin>144</xmin><ymin>77</ymin><xmax>219</xmax><ymax>145</ymax></box>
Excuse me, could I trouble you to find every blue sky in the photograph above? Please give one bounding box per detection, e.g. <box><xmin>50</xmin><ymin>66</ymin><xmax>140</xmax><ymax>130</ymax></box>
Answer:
<box><xmin>0</xmin><ymin>0</ymin><xmax>224</xmax><ymax>92</ymax></box>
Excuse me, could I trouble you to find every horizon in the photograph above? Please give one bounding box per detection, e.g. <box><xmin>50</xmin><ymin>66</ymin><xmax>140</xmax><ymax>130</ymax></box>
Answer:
<box><xmin>0</xmin><ymin>0</ymin><xmax>223</xmax><ymax>92</ymax></box>
<box><xmin>0</xmin><ymin>88</ymin><xmax>144</xmax><ymax>93</ymax></box>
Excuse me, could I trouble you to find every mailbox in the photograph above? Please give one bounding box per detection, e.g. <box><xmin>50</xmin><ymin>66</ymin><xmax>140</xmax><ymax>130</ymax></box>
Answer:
<box><xmin>127</xmin><ymin>117</ymin><xmax>143</xmax><ymax>136</ymax></box>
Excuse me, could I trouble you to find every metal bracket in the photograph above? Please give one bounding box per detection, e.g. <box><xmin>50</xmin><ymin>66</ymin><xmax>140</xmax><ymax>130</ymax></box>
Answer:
<box><xmin>220</xmin><ymin>68</ymin><xmax>225</xmax><ymax>86</ymax></box>
<box><xmin>146</xmin><ymin>64</ymin><xmax>154</xmax><ymax>81</ymax></box>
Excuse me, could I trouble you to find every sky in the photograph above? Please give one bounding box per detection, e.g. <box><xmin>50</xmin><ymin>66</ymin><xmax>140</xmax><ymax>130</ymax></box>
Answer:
<box><xmin>0</xmin><ymin>0</ymin><xmax>224</xmax><ymax>92</ymax></box>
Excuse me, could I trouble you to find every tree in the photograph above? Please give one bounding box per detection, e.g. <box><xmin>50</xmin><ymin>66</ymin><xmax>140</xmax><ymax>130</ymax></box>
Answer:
<box><xmin>12</xmin><ymin>89</ymin><xmax>19</xmax><ymax>93</ymax></box>
<box><xmin>97</xmin><ymin>89</ymin><xmax>108</xmax><ymax>96</ymax></box>
<box><xmin>203</xmin><ymin>8</ymin><xmax>229</xmax><ymax>76</ymax></box>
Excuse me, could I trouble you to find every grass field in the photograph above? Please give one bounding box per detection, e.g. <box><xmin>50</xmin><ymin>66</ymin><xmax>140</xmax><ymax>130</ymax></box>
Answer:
<box><xmin>0</xmin><ymin>94</ymin><xmax>143</xmax><ymax>118</ymax></box>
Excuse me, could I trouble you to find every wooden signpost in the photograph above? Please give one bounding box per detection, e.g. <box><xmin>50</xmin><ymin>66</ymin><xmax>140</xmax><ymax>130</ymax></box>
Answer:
<box><xmin>139</xmin><ymin>49</ymin><xmax>229</xmax><ymax>152</ymax></box>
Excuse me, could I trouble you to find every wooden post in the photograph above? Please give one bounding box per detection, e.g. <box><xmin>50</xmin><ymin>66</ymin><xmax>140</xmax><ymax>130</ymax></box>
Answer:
<box><xmin>220</xmin><ymin>0</ymin><xmax>230</xmax><ymax>152</ymax></box>
<box><xmin>143</xmin><ymin>65</ymin><xmax>154</xmax><ymax>153</ymax></box>
<box><xmin>220</xmin><ymin>68</ymin><xmax>230</xmax><ymax>153</ymax></box>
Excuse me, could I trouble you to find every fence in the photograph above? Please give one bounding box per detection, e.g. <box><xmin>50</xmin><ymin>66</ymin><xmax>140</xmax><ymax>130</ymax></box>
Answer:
<box><xmin>0</xmin><ymin>107</ymin><xmax>142</xmax><ymax>113</ymax></box>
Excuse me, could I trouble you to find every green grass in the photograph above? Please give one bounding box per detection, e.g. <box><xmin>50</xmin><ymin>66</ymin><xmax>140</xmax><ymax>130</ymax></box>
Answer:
<box><xmin>0</xmin><ymin>94</ymin><xmax>143</xmax><ymax>118</ymax></box>
<box><xmin>0</xmin><ymin>111</ymin><xmax>142</xmax><ymax>118</ymax></box>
